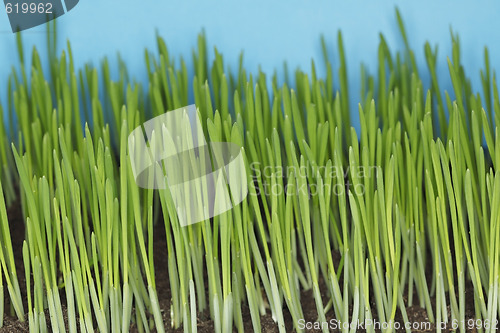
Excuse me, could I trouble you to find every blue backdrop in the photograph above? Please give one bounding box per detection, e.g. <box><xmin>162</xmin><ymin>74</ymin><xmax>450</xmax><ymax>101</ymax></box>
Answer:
<box><xmin>1</xmin><ymin>0</ymin><xmax>499</xmax><ymax>130</ymax></box>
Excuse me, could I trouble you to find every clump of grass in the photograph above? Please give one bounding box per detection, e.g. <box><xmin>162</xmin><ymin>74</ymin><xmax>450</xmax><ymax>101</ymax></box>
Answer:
<box><xmin>1</xmin><ymin>8</ymin><xmax>500</xmax><ymax>333</ymax></box>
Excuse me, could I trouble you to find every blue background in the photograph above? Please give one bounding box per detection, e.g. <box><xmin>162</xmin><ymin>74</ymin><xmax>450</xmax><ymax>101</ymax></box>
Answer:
<box><xmin>1</xmin><ymin>0</ymin><xmax>500</xmax><ymax>129</ymax></box>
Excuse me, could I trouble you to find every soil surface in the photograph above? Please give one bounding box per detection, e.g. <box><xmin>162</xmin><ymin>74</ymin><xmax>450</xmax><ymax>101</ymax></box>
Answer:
<box><xmin>1</xmin><ymin>201</ymin><xmax>478</xmax><ymax>332</ymax></box>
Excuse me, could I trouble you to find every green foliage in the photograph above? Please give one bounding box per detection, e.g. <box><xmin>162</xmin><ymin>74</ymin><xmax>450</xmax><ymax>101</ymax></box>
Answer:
<box><xmin>0</xmin><ymin>8</ymin><xmax>500</xmax><ymax>333</ymax></box>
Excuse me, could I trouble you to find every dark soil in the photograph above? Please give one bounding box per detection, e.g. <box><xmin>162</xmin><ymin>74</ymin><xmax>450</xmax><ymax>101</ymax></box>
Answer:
<box><xmin>1</xmin><ymin>201</ymin><xmax>29</xmax><ymax>333</ymax></box>
<box><xmin>0</xmin><ymin>201</ymin><xmax>478</xmax><ymax>332</ymax></box>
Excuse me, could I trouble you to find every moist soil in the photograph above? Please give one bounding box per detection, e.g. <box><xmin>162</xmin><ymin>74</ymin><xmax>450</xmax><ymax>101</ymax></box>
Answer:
<box><xmin>1</xmin><ymin>201</ymin><xmax>478</xmax><ymax>332</ymax></box>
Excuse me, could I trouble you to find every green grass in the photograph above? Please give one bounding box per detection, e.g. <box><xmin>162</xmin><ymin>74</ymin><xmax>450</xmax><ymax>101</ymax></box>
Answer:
<box><xmin>1</xmin><ymin>8</ymin><xmax>500</xmax><ymax>333</ymax></box>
